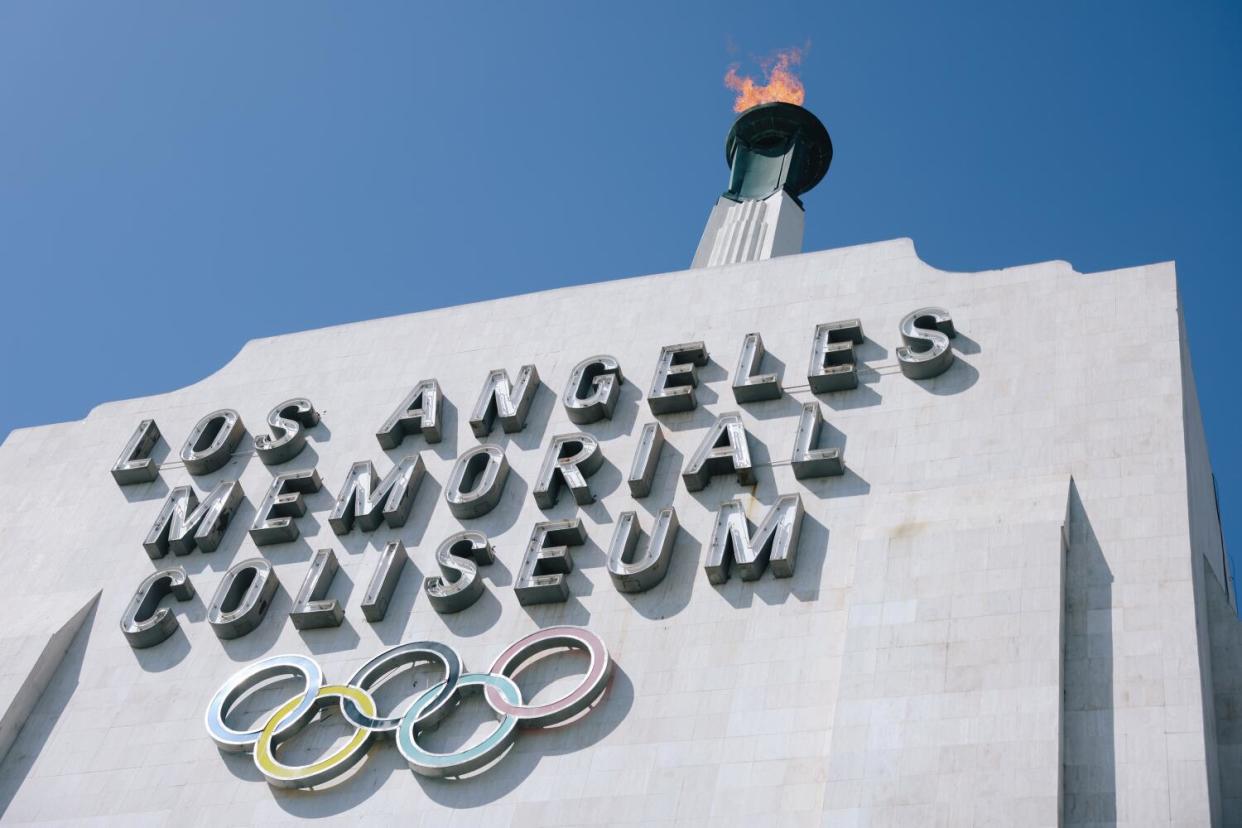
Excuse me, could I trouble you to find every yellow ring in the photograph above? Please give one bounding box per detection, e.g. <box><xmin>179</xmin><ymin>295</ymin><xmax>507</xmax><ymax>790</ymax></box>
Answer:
<box><xmin>254</xmin><ymin>684</ymin><xmax>378</xmax><ymax>788</ymax></box>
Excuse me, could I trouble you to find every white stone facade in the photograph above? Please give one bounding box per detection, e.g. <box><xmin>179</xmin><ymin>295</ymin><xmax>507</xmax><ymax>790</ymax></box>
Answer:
<box><xmin>0</xmin><ymin>237</ymin><xmax>1235</xmax><ymax>826</ymax></box>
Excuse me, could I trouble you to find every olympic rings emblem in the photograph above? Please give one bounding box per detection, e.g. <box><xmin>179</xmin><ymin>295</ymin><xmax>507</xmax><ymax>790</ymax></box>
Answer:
<box><xmin>204</xmin><ymin>626</ymin><xmax>610</xmax><ymax>788</ymax></box>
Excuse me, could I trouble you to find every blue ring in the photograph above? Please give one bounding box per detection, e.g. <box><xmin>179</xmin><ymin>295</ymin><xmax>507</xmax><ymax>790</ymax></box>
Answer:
<box><xmin>204</xmin><ymin>654</ymin><xmax>323</xmax><ymax>752</ymax></box>
<box><xmin>396</xmin><ymin>672</ymin><xmax>521</xmax><ymax>778</ymax></box>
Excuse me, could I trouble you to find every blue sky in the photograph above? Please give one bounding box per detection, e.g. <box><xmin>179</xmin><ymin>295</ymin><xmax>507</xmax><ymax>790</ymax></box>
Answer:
<box><xmin>1</xmin><ymin>1</ymin><xmax>1239</xmax><ymax>558</ymax></box>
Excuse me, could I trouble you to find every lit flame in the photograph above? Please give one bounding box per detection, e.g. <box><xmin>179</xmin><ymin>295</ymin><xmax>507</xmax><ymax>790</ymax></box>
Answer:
<box><xmin>724</xmin><ymin>47</ymin><xmax>806</xmax><ymax>113</ymax></box>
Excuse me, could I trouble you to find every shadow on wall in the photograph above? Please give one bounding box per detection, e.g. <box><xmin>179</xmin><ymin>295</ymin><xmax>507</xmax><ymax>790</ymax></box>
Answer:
<box><xmin>1062</xmin><ymin>480</ymin><xmax>1117</xmax><ymax>825</ymax></box>
<box><xmin>0</xmin><ymin>601</ymin><xmax>99</xmax><ymax>820</ymax></box>
<box><xmin>1203</xmin><ymin>541</ymin><xmax>1242</xmax><ymax>821</ymax></box>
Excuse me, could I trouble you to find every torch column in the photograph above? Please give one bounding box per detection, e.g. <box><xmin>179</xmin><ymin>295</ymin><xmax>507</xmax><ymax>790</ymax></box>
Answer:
<box><xmin>692</xmin><ymin>102</ymin><xmax>832</xmax><ymax>269</ymax></box>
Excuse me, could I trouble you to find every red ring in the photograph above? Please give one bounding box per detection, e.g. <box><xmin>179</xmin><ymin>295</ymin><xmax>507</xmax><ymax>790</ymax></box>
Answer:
<box><xmin>483</xmin><ymin>626</ymin><xmax>610</xmax><ymax>727</ymax></box>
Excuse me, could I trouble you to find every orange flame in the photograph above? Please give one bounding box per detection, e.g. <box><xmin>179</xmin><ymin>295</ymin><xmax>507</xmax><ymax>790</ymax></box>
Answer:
<box><xmin>724</xmin><ymin>47</ymin><xmax>806</xmax><ymax>113</ymax></box>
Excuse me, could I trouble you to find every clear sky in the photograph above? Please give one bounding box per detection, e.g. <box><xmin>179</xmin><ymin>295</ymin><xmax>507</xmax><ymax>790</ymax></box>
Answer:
<box><xmin>1</xmin><ymin>1</ymin><xmax>1239</xmax><ymax>560</ymax></box>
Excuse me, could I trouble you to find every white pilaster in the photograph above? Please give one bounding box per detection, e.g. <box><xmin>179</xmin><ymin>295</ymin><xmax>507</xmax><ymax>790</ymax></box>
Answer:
<box><xmin>691</xmin><ymin>190</ymin><xmax>804</xmax><ymax>269</ymax></box>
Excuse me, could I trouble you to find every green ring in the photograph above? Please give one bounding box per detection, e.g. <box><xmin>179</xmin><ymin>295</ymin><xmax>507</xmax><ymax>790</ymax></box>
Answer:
<box><xmin>396</xmin><ymin>672</ymin><xmax>520</xmax><ymax>778</ymax></box>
